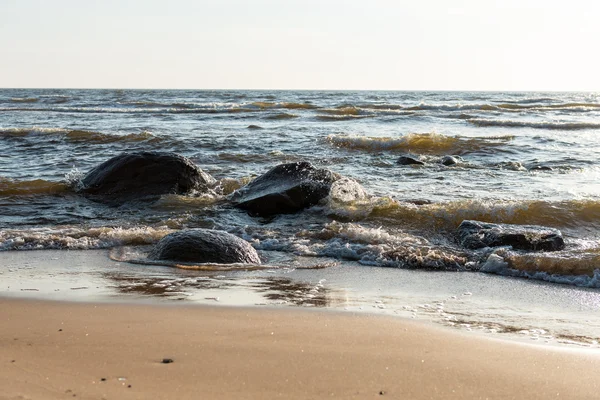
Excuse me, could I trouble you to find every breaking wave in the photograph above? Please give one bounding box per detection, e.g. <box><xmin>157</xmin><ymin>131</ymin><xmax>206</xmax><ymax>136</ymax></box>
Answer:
<box><xmin>0</xmin><ymin>178</ymin><xmax>69</xmax><ymax>196</ymax></box>
<box><xmin>0</xmin><ymin>127</ymin><xmax>161</xmax><ymax>143</ymax></box>
<box><xmin>468</xmin><ymin>119</ymin><xmax>600</xmax><ymax>130</ymax></box>
<box><xmin>325</xmin><ymin>133</ymin><xmax>513</xmax><ymax>155</ymax></box>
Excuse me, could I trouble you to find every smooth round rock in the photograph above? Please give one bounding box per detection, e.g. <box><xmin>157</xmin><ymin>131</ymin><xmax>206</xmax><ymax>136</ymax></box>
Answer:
<box><xmin>148</xmin><ymin>229</ymin><xmax>261</xmax><ymax>264</ymax></box>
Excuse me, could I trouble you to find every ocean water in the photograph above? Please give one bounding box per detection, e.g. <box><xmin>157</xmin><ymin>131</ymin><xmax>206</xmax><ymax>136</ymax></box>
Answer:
<box><xmin>2</xmin><ymin>89</ymin><xmax>600</xmax><ymax>344</ymax></box>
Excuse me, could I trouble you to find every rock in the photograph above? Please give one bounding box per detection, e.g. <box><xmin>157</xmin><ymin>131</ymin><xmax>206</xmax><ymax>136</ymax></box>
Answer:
<box><xmin>457</xmin><ymin>220</ymin><xmax>565</xmax><ymax>251</ymax></box>
<box><xmin>247</xmin><ymin>125</ymin><xmax>263</xmax><ymax>130</ymax></box>
<box><xmin>230</xmin><ymin>161</ymin><xmax>363</xmax><ymax>216</ymax></box>
<box><xmin>441</xmin><ymin>155</ymin><xmax>461</xmax><ymax>166</ymax></box>
<box><xmin>529</xmin><ymin>165</ymin><xmax>553</xmax><ymax>172</ymax></box>
<box><xmin>79</xmin><ymin>152</ymin><xmax>215</xmax><ymax>204</ymax></box>
<box><xmin>148</xmin><ymin>229</ymin><xmax>261</xmax><ymax>264</ymax></box>
<box><xmin>397</xmin><ymin>156</ymin><xmax>425</xmax><ymax>166</ymax></box>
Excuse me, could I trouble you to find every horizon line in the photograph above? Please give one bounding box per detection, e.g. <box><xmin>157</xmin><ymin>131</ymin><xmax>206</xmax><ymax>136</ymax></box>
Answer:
<box><xmin>1</xmin><ymin>87</ymin><xmax>598</xmax><ymax>93</ymax></box>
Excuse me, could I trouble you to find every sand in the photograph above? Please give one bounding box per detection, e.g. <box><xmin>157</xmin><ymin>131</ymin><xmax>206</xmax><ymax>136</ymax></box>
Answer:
<box><xmin>1</xmin><ymin>298</ymin><xmax>599</xmax><ymax>400</ymax></box>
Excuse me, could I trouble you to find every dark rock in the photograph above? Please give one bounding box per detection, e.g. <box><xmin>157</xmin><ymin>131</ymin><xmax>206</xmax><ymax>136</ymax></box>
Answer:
<box><xmin>457</xmin><ymin>220</ymin><xmax>565</xmax><ymax>251</ymax></box>
<box><xmin>441</xmin><ymin>155</ymin><xmax>461</xmax><ymax>166</ymax></box>
<box><xmin>161</xmin><ymin>358</ymin><xmax>174</xmax><ymax>364</ymax></box>
<box><xmin>247</xmin><ymin>125</ymin><xmax>263</xmax><ymax>130</ymax></box>
<box><xmin>529</xmin><ymin>165</ymin><xmax>553</xmax><ymax>172</ymax></box>
<box><xmin>397</xmin><ymin>156</ymin><xmax>425</xmax><ymax>166</ymax></box>
<box><xmin>230</xmin><ymin>161</ymin><xmax>364</xmax><ymax>216</ymax></box>
<box><xmin>148</xmin><ymin>229</ymin><xmax>261</xmax><ymax>264</ymax></box>
<box><xmin>78</xmin><ymin>152</ymin><xmax>215</xmax><ymax>204</ymax></box>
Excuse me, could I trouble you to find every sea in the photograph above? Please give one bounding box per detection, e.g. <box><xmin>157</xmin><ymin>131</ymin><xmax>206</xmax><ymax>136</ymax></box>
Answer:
<box><xmin>2</xmin><ymin>89</ymin><xmax>600</xmax><ymax>346</ymax></box>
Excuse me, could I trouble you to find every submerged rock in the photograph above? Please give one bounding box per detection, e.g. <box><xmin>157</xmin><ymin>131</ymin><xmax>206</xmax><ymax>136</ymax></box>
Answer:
<box><xmin>457</xmin><ymin>220</ymin><xmax>565</xmax><ymax>251</ymax></box>
<box><xmin>230</xmin><ymin>161</ymin><xmax>365</xmax><ymax>216</ymax></box>
<box><xmin>148</xmin><ymin>229</ymin><xmax>261</xmax><ymax>264</ymax></box>
<box><xmin>529</xmin><ymin>165</ymin><xmax>553</xmax><ymax>172</ymax></box>
<box><xmin>78</xmin><ymin>152</ymin><xmax>215</xmax><ymax>204</ymax></box>
<box><xmin>441</xmin><ymin>155</ymin><xmax>461</xmax><ymax>166</ymax></box>
<box><xmin>397</xmin><ymin>156</ymin><xmax>425</xmax><ymax>166</ymax></box>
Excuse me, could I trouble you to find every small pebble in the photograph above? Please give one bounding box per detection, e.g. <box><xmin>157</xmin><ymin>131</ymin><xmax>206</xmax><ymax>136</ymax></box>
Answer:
<box><xmin>100</xmin><ymin>378</ymin><xmax>106</xmax><ymax>382</ymax></box>
<box><xmin>161</xmin><ymin>358</ymin><xmax>174</xmax><ymax>364</ymax></box>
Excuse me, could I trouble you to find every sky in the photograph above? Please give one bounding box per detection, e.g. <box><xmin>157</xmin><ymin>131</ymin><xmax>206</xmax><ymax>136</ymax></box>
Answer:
<box><xmin>1</xmin><ymin>0</ymin><xmax>599</xmax><ymax>91</ymax></box>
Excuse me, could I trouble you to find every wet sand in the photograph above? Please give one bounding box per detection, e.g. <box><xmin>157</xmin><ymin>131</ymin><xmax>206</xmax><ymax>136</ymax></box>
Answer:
<box><xmin>1</xmin><ymin>298</ymin><xmax>599</xmax><ymax>400</ymax></box>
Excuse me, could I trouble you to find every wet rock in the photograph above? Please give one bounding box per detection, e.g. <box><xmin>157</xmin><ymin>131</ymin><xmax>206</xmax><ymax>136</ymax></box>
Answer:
<box><xmin>230</xmin><ymin>161</ymin><xmax>364</xmax><ymax>216</ymax></box>
<box><xmin>148</xmin><ymin>229</ymin><xmax>261</xmax><ymax>264</ymax></box>
<box><xmin>529</xmin><ymin>165</ymin><xmax>553</xmax><ymax>172</ymax></box>
<box><xmin>457</xmin><ymin>220</ymin><xmax>565</xmax><ymax>251</ymax></box>
<box><xmin>79</xmin><ymin>152</ymin><xmax>215</xmax><ymax>204</ymax></box>
<box><xmin>247</xmin><ymin>125</ymin><xmax>263</xmax><ymax>130</ymax></box>
<box><xmin>441</xmin><ymin>155</ymin><xmax>461</xmax><ymax>166</ymax></box>
<box><xmin>397</xmin><ymin>156</ymin><xmax>425</xmax><ymax>166</ymax></box>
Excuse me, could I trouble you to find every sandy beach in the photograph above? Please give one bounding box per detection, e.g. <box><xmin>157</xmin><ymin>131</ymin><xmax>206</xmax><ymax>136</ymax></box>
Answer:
<box><xmin>1</xmin><ymin>298</ymin><xmax>599</xmax><ymax>400</ymax></box>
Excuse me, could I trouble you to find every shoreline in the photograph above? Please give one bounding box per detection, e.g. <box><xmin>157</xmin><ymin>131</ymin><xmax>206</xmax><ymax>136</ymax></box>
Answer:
<box><xmin>2</xmin><ymin>297</ymin><xmax>599</xmax><ymax>399</ymax></box>
<box><xmin>2</xmin><ymin>249</ymin><xmax>600</xmax><ymax>349</ymax></box>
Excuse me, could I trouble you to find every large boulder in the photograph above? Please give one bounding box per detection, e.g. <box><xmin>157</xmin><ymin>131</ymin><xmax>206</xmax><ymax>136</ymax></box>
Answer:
<box><xmin>230</xmin><ymin>161</ymin><xmax>364</xmax><ymax>216</ymax></box>
<box><xmin>148</xmin><ymin>229</ymin><xmax>261</xmax><ymax>264</ymax></box>
<box><xmin>78</xmin><ymin>152</ymin><xmax>215</xmax><ymax>204</ymax></box>
<box><xmin>457</xmin><ymin>220</ymin><xmax>565</xmax><ymax>251</ymax></box>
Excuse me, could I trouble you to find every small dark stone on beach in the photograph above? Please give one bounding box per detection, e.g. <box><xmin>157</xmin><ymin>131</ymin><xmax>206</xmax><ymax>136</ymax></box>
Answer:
<box><xmin>397</xmin><ymin>156</ymin><xmax>425</xmax><ymax>166</ymax></box>
<box><xmin>379</xmin><ymin>390</ymin><xmax>386</xmax><ymax>395</ymax></box>
<box><xmin>161</xmin><ymin>358</ymin><xmax>174</xmax><ymax>364</ymax></box>
<box><xmin>58</xmin><ymin>329</ymin><xmax>63</xmax><ymax>332</ymax></box>
<box><xmin>100</xmin><ymin>378</ymin><xmax>106</xmax><ymax>382</ymax></box>
<box><xmin>128</xmin><ymin>385</ymin><xmax>132</xmax><ymax>388</ymax></box>
<box><xmin>11</xmin><ymin>360</ymin><xmax>15</xmax><ymax>363</ymax></box>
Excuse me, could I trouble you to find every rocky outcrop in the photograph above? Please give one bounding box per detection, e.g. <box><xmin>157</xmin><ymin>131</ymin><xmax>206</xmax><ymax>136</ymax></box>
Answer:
<box><xmin>148</xmin><ymin>229</ymin><xmax>261</xmax><ymax>264</ymax></box>
<box><xmin>457</xmin><ymin>220</ymin><xmax>565</xmax><ymax>251</ymax></box>
<box><xmin>230</xmin><ymin>161</ymin><xmax>365</xmax><ymax>216</ymax></box>
<box><xmin>78</xmin><ymin>152</ymin><xmax>215</xmax><ymax>204</ymax></box>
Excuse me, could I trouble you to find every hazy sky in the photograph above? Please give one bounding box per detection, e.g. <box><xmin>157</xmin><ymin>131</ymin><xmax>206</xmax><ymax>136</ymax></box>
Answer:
<box><xmin>1</xmin><ymin>0</ymin><xmax>599</xmax><ymax>90</ymax></box>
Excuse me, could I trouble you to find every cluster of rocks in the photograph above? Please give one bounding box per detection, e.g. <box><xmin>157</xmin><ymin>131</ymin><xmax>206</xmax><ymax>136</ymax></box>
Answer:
<box><xmin>77</xmin><ymin>151</ymin><xmax>367</xmax><ymax>264</ymax></box>
<box><xmin>397</xmin><ymin>154</ymin><xmax>556</xmax><ymax>172</ymax></box>
<box><xmin>76</xmin><ymin>151</ymin><xmax>566</xmax><ymax>266</ymax></box>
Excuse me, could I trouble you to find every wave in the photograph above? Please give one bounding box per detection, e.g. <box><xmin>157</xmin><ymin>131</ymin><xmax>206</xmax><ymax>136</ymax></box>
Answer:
<box><xmin>0</xmin><ymin>178</ymin><xmax>69</xmax><ymax>196</ymax></box>
<box><xmin>468</xmin><ymin>119</ymin><xmax>600</xmax><ymax>130</ymax></box>
<box><xmin>481</xmin><ymin>251</ymin><xmax>600</xmax><ymax>288</ymax></box>
<box><xmin>0</xmin><ymin>106</ymin><xmax>256</xmax><ymax>115</ymax></box>
<box><xmin>364</xmin><ymin>198</ymin><xmax>600</xmax><ymax>233</ymax></box>
<box><xmin>325</xmin><ymin>133</ymin><xmax>513</xmax><ymax>155</ymax></box>
<box><xmin>0</xmin><ymin>127</ymin><xmax>160</xmax><ymax>144</ymax></box>
<box><xmin>10</xmin><ymin>97</ymin><xmax>39</xmax><ymax>103</ymax></box>
<box><xmin>65</xmin><ymin>129</ymin><xmax>158</xmax><ymax>143</ymax></box>
<box><xmin>0</xmin><ymin>226</ymin><xmax>173</xmax><ymax>251</ymax></box>
<box><xmin>265</xmin><ymin>112</ymin><xmax>299</xmax><ymax>120</ymax></box>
